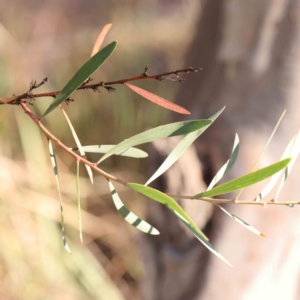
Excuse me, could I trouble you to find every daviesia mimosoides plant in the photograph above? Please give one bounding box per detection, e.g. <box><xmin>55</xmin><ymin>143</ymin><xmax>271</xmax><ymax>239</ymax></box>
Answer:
<box><xmin>1</xmin><ymin>24</ymin><xmax>299</xmax><ymax>266</ymax></box>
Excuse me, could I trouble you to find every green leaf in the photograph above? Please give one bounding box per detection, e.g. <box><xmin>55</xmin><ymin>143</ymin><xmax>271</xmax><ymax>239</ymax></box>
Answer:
<box><xmin>98</xmin><ymin>119</ymin><xmax>211</xmax><ymax>164</ymax></box>
<box><xmin>145</xmin><ymin>107</ymin><xmax>225</xmax><ymax>185</ymax></box>
<box><xmin>254</xmin><ymin>135</ymin><xmax>297</xmax><ymax>201</ymax></box>
<box><xmin>128</xmin><ymin>183</ymin><xmax>232</xmax><ymax>266</ymax></box>
<box><xmin>194</xmin><ymin>158</ymin><xmax>291</xmax><ymax>198</ymax></box>
<box><xmin>76</xmin><ymin>160</ymin><xmax>83</xmax><ymax>243</ymax></box>
<box><xmin>224</xmin><ymin>133</ymin><xmax>240</xmax><ymax>173</ymax></box>
<box><xmin>108</xmin><ymin>181</ymin><xmax>159</xmax><ymax>235</ymax></box>
<box><xmin>72</xmin><ymin>145</ymin><xmax>148</xmax><ymax>158</ymax></box>
<box><xmin>48</xmin><ymin>140</ymin><xmax>72</xmax><ymax>253</ymax></box>
<box><xmin>43</xmin><ymin>41</ymin><xmax>117</xmax><ymax>117</ymax></box>
<box><xmin>127</xmin><ymin>183</ymin><xmax>207</xmax><ymax>240</ymax></box>
<box><xmin>207</xmin><ymin>134</ymin><xmax>240</xmax><ymax>190</ymax></box>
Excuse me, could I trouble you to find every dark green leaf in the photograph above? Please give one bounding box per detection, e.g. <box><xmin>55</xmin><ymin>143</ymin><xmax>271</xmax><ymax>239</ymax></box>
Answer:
<box><xmin>43</xmin><ymin>41</ymin><xmax>117</xmax><ymax>117</ymax></box>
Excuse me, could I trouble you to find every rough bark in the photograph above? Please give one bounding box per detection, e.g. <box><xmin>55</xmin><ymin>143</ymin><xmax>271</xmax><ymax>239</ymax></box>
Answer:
<box><xmin>139</xmin><ymin>0</ymin><xmax>300</xmax><ymax>299</ymax></box>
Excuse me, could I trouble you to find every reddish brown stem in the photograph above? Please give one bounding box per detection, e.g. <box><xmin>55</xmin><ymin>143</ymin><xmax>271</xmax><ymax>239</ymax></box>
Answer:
<box><xmin>20</xmin><ymin>101</ymin><xmax>127</xmax><ymax>185</ymax></box>
<box><xmin>0</xmin><ymin>68</ymin><xmax>197</xmax><ymax>105</ymax></box>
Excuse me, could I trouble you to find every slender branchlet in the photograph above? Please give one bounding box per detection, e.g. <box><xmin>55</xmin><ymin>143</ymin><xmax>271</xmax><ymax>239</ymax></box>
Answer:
<box><xmin>0</xmin><ymin>67</ymin><xmax>199</xmax><ymax>105</ymax></box>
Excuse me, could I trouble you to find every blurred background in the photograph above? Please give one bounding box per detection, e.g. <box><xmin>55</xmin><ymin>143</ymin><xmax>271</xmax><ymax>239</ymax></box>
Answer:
<box><xmin>1</xmin><ymin>0</ymin><xmax>300</xmax><ymax>299</ymax></box>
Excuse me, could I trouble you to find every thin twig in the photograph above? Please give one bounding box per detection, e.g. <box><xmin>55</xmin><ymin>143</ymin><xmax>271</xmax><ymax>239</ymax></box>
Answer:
<box><xmin>20</xmin><ymin>101</ymin><xmax>127</xmax><ymax>186</ymax></box>
<box><xmin>167</xmin><ymin>193</ymin><xmax>299</xmax><ymax>206</ymax></box>
<box><xmin>0</xmin><ymin>67</ymin><xmax>198</xmax><ymax>105</ymax></box>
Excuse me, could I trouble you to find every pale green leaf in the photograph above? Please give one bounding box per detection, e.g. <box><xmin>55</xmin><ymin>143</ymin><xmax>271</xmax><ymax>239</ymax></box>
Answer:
<box><xmin>98</xmin><ymin>119</ymin><xmax>212</xmax><ymax>164</ymax></box>
<box><xmin>48</xmin><ymin>140</ymin><xmax>71</xmax><ymax>253</ymax></box>
<box><xmin>207</xmin><ymin>134</ymin><xmax>239</xmax><ymax>190</ymax></box>
<box><xmin>43</xmin><ymin>41</ymin><xmax>117</xmax><ymax>117</ymax></box>
<box><xmin>61</xmin><ymin>106</ymin><xmax>93</xmax><ymax>184</ymax></box>
<box><xmin>254</xmin><ymin>135</ymin><xmax>297</xmax><ymax>201</ymax></box>
<box><xmin>73</xmin><ymin>145</ymin><xmax>148</xmax><ymax>158</ymax></box>
<box><xmin>194</xmin><ymin>158</ymin><xmax>291</xmax><ymax>198</ymax></box>
<box><xmin>146</xmin><ymin>107</ymin><xmax>225</xmax><ymax>185</ymax></box>
<box><xmin>274</xmin><ymin>131</ymin><xmax>300</xmax><ymax>201</ymax></box>
<box><xmin>216</xmin><ymin>204</ymin><xmax>265</xmax><ymax>236</ymax></box>
<box><xmin>108</xmin><ymin>181</ymin><xmax>159</xmax><ymax>235</ymax></box>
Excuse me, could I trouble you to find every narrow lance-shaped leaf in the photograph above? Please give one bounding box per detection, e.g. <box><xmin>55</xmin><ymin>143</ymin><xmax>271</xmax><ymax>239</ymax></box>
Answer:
<box><xmin>206</xmin><ymin>135</ymin><xmax>264</xmax><ymax>236</ymax></box>
<box><xmin>98</xmin><ymin>119</ymin><xmax>211</xmax><ymax>164</ymax></box>
<box><xmin>207</xmin><ymin>134</ymin><xmax>239</xmax><ymax>190</ymax></box>
<box><xmin>72</xmin><ymin>145</ymin><xmax>148</xmax><ymax>158</ymax></box>
<box><xmin>274</xmin><ymin>131</ymin><xmax>300</xmax><ymax>201</ymax></box>
<box><xmin>127</xmin><ymin>183</ymin><xmax>208</xmax><ymax>240</ymax></box>
<box><xmin>146</xmin><ymin>107</ymin><xmax>225</xmax><ymax>185</ymax></box>
<box><xmin>91</xmin><ymin>23</ymin><xmax>112</xmax><ymax>57</ymax></box>
<box><xmin>128</xmin><ymin>183</ymin><xmax>232</xmax><ymax>266</ymax></box>
<box><xmin>48</xmin><ymin>140</ymin><xmax>71</xmax><ymax>253</ymax></box>
<box><xmin>61</xmin><ymin>106</ymin><xmax>93</xmax><ymax>184</ymax></box>
<box><xmin>172</xmin><ymin>209</ymin><xmax>232</xmax><ymax>266</ymax></box>
<box><xmin>108</xmin><ymin>181</ymin><xmax>159</xmax><ymax>235</ymax></box>
<box><xmin>194</xmin><ymin>158</ymin><xmax>291</xmax><ymax>198</ymax></box>
<box><xmin>216</xmin><ymin>204</ymin><xmax>265</xmax><ymax>237</ymax></box>
<box><xmin>254</xmin><ymin>136</ymin><xmax>297</xmax><ymax>201</ymax></box>
<box><xmin>43</xmin><ymin>41</ymin><xmax>117</xmax><ymax>117</ymax></box>
<box><xmin>236</xmin><ymin>110</ymin><xmax>286</xmax><ymax>201</ymax></box>
<box><xmin>125</xmin><ymin>83</ymin><xmax>190</xmax><ymax>115</ymax></box>
<box><xmin>76</xmin><ymin>160</ymin><xmax>83</xmax><ymax>243</ymax></box>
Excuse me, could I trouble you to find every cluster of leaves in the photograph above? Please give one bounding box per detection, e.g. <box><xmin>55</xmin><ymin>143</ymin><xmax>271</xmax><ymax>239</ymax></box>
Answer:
<box><xmin>3</xmin><ymin>25</ymin><xmax>300</xmax><ymax>266</ymax></box>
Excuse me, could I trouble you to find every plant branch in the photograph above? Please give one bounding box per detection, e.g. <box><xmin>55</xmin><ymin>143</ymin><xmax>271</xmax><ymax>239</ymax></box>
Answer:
<box><xmin>0</xmin><ymin>67</ymin><xmax>199</xmax><ymax>105</ymax></box>
<box><xmin>167</xmin><ymin>194</ymin><xmax>300</xmax><ymax>206</ymax></box>
<box><xmin>18</xmin><ymin>102</ymin><xmax>297</xmax><ymax>208</ymax></box>
<box><xmin>20</xmin><ymin>101</ymin><xmax>127</xmax><ymax>186</ymax></box>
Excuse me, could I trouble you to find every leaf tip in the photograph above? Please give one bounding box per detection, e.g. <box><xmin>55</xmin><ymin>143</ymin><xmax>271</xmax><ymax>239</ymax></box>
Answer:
<box><xmin>152</xmin><ymin>228</ymin><xmax>160</xmax><ymax>235</ymax></box>
<box><xmin>64</xmin><ymin>243</ymin><xmax>72</xmax><ymax>254</ymax></box>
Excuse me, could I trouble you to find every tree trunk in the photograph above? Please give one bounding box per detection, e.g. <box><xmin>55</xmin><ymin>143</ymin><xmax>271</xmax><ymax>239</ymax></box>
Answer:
<box><xmin>138</xmin><ymin>0</ymin><xmax>300</xmax><ymax>299</ymax></box>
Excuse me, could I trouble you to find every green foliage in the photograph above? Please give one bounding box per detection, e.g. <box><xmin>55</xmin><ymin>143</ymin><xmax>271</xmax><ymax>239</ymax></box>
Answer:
<box><xmin>194</xmin><ymin>158</ymin><xmax>291</xmax><ymax>198</ymax></box>
<box><xmin>98</xmin><ymin>119</ymin><xmax>211</xmax><ymax>163</ymax></box>
<box><xmin>127</xmin><ymin>183</ymin><xmax>207</xmax><ymax>240</ymax></box>
<box><xmin>146</xmin><ymin>107</ymin><xmax>224</xmax><ymax>185</ymax></box>
<box><xmin>43</xmin><ymin>41</ymin><xmax>117</xmax><ymax>117</ymax></box>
